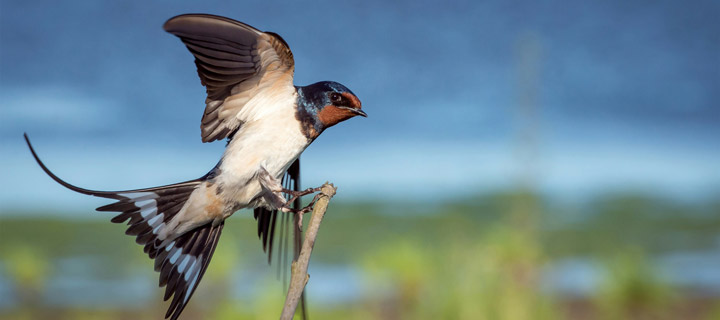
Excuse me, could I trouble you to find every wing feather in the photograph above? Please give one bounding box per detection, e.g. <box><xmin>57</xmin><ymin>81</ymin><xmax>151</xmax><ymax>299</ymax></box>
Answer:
<box><xmin>164</xmin><ymin>14</ymin><xmax>295</xmax><ymax>143</ymax></box>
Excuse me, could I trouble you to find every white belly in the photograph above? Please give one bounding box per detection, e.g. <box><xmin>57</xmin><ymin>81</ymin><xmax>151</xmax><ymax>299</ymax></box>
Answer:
<box><xmin>158</xmin><ymin>115</ymin><xmax>308</xmax><ymax>241</ymax></box>
<box><xmin>216</xmin><ymin>110</ymin><xmax>310</xmax><ymax>209</ymax></box>
<box><xmin>159</xmin><ymin>79</ymin><xmax>311</xmax><ymax>240</ymax></box>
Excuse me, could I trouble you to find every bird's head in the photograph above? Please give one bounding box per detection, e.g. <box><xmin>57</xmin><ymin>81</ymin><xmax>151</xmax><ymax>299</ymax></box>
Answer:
<box><xmin>296</xmin><ymin>81</ymin><xmax>366</xmax><ymax>138</ymax></box>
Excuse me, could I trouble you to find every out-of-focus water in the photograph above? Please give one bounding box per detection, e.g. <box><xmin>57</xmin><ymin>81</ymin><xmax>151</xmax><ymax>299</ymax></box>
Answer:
<box><xmin>1</xmin><ymin>0</ymin><xmax>718</xmax><ymax>212</ymax></box>
<box><xmin>3</xmin><ymin>246</ymin><xmax>720</xmax><ymax>310</ymax></box>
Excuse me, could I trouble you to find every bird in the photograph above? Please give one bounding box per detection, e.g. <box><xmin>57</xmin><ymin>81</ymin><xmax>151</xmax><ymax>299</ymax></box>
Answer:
<box><xmin>24</xmin><ymin>13</ymin><xmax>366</xmax><ymax>320</ymax></box>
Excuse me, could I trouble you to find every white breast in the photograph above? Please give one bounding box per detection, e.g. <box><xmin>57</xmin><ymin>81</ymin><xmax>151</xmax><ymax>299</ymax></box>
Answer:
<box><xmin>215</xmin><ymin>86</ymin><xmax>310</xmax><ymax>209</ymax></box>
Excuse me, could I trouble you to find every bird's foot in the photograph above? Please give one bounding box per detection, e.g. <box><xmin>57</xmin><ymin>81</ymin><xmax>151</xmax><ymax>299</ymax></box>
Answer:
<box><xmin>280</xmin><ymin>187</ymin><xmax>323</xmax><ymax>229</ymax></box>
<box><xmin>281</xmin><ymin>187</ymin><xmax>322</xmax><ymax>209</ymax></box>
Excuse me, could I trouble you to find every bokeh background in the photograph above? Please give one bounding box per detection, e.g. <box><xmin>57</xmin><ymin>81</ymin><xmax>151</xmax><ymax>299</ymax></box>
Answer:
<box><xmin>1</xmin><ymin>0</ymin><xmax>719</xmax><ymax>319</ymax></box>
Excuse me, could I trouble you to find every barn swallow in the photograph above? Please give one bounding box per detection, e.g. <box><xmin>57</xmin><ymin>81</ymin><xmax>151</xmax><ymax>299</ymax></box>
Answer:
<box><xmin>24</xmin><ymin>14</ymin><xmax>365</xmax><ymax>320</ymax></box>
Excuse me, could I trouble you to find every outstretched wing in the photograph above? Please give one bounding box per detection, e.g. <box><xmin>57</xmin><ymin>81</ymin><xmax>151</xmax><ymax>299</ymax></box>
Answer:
<box><xmin>164</xmin><ymin>14</ymin><xmax>295</xmax><ymax>142</ymax></box>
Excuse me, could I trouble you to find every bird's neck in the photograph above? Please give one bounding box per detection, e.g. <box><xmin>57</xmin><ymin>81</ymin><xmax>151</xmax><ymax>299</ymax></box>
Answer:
<box><xmin>295</xmin><ymin>86</ymin><xmax>324</xmax><ymax>140</ymax></box>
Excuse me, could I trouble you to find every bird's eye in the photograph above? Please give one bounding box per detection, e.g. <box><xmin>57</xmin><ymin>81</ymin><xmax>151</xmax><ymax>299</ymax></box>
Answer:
<box><xmin>329</xmin><ymin>92</ymin><xmax>342</xmax><ymax>104</ymax></box>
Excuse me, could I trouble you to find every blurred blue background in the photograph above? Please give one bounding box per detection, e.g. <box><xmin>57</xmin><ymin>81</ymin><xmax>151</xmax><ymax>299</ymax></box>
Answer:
<box><xmin>1</xmin><ymin>0</ymin><xmax>717</xmax><ymax>209</ymax></box>
<box><xmin>1</xmin><ymin>0</ymin><xmax>719</xmax><ymax>319</ymax></box>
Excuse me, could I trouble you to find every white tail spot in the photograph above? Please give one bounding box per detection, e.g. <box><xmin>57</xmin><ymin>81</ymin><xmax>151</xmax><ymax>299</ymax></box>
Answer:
<box><xmin>119</xmin><ymin>192</ymin><xmax>157</xmax><ymax>201</ymax></box>
<box><xmin>169</xmin><ymin>248</ymin><xmax>182</xmax><ymax>264</ymax></box>
<box><xmin>183</xmin><ymin>254</ymin><xmax>204</xmax><ymax>303</ymax></box>
<box><xmin>140</xmin><ymin>206</ymin><xmax>158</xmax><ymax>218</ymax></box>
<box><xmin>147</xmin><ymin>213</ymin><xmax>164</xmax><ymax>227</ymax></box>
<box><xmin>135</xmin><ymin>199</ymin><xmax>156</xmax><ymax>209</ymax></box>
<box><xmin>153</xmin><ymin>222</ymin><xmax>165</xmax><ymax>235</ymax></box>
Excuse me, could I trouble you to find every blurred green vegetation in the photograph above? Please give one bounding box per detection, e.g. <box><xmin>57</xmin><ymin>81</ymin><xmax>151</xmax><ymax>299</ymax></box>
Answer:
<box><xmin>1</xmin><ymin>191</ymin><xmax>719</xmax><ymax>319</ymax></box>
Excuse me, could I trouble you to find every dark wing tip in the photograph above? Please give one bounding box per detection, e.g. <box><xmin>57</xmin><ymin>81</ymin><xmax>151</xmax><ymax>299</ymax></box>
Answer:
<box><xmin>163</xmin><ymin>13</ymin><xmax>261</xmax><ymax>36</ymax></box>
<box><xmin>163</xmin><ymin>14</ymin><xmax>219</xmax><ymax>33</ymax></box>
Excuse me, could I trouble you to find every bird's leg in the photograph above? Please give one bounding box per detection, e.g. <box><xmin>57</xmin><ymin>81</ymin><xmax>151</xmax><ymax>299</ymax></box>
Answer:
<box><xmin>280</xmin><ymin>187</ymin><xmax>324</xmax><ymax>229</ymax></box>
<box><xmin>283</xmin><ymin>191</ymin><xmax>323</xmax><ymax>230</ymax></box>
<box><xmin>282</xmin><ymin>187</ymin><xmax>322</xmax><ymax>208</ymax></box>
<box><xmin>255</xmin><ymin>166</ymin><xmax>324</xmax><ymax>226</ymax></box>
<box><xmin>256</xmin><ymin>166</ymin><xmax>289</xmax><ymax>210</ymax></box>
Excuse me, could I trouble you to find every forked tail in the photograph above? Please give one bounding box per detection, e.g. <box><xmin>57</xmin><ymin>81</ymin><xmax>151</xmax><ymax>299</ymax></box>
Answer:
<box><xmin>24</xmin><ymin>133</ymin><xmax>223</xmax><ymax>320</ymax></box>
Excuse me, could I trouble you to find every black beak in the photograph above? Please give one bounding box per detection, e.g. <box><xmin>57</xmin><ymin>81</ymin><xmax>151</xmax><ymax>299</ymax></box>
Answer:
<box><xmin>352</xmin><ymin>108</ymin><xmax>367</xmax><ymax>117</ymax></box>
<box><xmin>338</xmin><ymin>105</ymin><xmax>367</xmax><ymax>117</ymax></box>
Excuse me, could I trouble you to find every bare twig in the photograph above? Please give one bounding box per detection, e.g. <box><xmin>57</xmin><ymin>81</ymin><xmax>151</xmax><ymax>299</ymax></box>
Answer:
<box><xmin>280</xmin><ymin>182</ymin><xmax>337</xmax><ymax>320</ymax></box>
